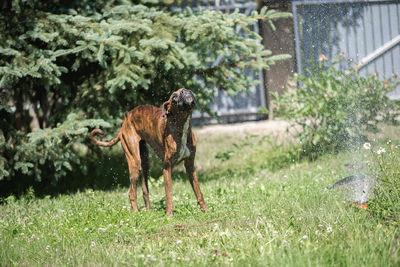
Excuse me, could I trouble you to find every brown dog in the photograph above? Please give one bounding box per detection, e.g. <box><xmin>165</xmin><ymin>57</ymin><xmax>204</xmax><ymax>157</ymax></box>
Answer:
<box><xmin>90</xmin><ymin>88</ymin><xmax>207</xmax><ymax>215</ymax></box>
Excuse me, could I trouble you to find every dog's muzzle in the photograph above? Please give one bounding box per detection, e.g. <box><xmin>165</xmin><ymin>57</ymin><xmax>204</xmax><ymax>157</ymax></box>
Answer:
<box><xmin>178</xmin><ymin>89</ymin><xmax>196</xmax><ymax>110</ymax></box>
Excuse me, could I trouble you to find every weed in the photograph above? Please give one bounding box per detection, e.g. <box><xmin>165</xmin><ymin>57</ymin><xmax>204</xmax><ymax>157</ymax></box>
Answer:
<box><xmin>367</xmin><ymin>141</ymin><xmax>400</xmax><ymax>224</ymax></box>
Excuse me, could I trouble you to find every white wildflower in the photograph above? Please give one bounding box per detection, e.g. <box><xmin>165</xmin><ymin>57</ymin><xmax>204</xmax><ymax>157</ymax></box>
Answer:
<box><xmin>376</xmin><ymin>147</ymin><xmax>386</xmax><ymax>155</ymax></box>
<box><xmin>90</xmin><ymin>241</ymin><xmax>96</xmax><ymax>247</ymax></box>
<box><xmin>219</xmin><ymin>232</ymin><xmax>226</xmax><ymax>236</ymax></box>
<box><xmin>176</xmin><ymin>240</ymin><xmax>182</xmax><ymax>244</ymax></box>
<box><xmin>363</xmin><ymin>143</ymin><xmax>371</xmax><ymax>150</ymax></box>
<box><xmin>326</xmin><ymin>226</ymin><xmax>333</xmax><ymax>233</ymax></box>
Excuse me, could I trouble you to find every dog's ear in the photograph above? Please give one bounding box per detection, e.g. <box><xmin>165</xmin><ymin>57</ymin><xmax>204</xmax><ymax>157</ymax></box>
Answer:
<box><xmin>162</xmin><ymin>100</ymin><xmax>171</xmax><ymax>116</ymax></box>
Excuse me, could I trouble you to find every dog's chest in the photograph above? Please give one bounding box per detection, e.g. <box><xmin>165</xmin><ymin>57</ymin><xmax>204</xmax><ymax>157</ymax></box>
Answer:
<box><xmin>177</xmin><ymin>117</ymin><xmax>191</xmax><ymax>162</ymax></box>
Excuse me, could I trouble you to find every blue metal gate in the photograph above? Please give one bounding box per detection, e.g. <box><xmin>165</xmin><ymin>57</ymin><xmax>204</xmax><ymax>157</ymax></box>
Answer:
<box><xmin>292</xmin><ymin>0</ymin><xmax>400</xmax><ymax>99</ymax></box>
<box><xmin>172</xmin><ymin>0</ymin><xmax>266</xmax><ymax>124</ymax></box>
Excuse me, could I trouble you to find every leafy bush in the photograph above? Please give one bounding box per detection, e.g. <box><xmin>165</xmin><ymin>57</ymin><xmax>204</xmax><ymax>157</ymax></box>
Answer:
<box><xmin>0</xmin><ymin>0</ymin><xmax>291</xmax><ymax>188</ymax></box>
<box><xmin>367</xmin><ymin>141</ymin><xmax>400</xmax><ymax>224</ymax></box>
<box><xmin>273</xmin><ymin>56</ymin><xmax>400</xmax><ymax>158</ymax></box>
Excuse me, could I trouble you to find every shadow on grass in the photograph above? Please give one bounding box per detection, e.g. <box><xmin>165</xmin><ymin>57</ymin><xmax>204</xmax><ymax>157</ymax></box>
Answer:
<box><xmin>0</xmin><ymin>140</ymin><xmax>308</xmax><ymax>202</ymax></box>
<box><xmin>0</xmin><ymin>147</ymin><xmax>165</xmax><ymax>200</ymax></box>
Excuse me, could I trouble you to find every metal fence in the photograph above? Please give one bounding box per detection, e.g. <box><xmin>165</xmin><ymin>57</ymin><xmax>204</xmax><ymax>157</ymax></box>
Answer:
<box><xmin>172</xmin><ymin>0</ymin><xmax>400</xmax><ymax>124</ymax></box>
<box><xmin>172</xmin><ymin>0</ymin><xmax>267</xmax><ymax>124</ymax></box>
<box><xmin>292</xmin><ymin>0</ymin><xmax>400</xmax><ymax>99</ymax></box>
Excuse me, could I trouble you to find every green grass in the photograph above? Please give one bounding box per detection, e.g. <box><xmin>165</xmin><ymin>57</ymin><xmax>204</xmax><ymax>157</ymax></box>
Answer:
<box><xmin>1</xmin><ymin>130</ymin><xmax>399</xmax><ymax>266</ymax></box>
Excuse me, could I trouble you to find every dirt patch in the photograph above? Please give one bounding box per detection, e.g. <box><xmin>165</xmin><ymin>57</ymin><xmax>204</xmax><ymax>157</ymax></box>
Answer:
<box><xmin>194</xmin><ymin>119</ymin><xmax>292</xmax><ymax>138</ymax></box>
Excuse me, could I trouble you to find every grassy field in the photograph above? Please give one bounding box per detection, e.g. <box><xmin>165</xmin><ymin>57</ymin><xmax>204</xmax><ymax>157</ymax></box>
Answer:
<box><xmin>1</xmin><ymin>127</ymin><xmax>399</xmax><ymax>266</ymax></box>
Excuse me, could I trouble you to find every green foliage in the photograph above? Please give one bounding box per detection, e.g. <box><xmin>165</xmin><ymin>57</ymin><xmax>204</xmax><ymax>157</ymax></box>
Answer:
<box><xmin>0</xmin><ymin>0</ymin><xmax>291</xmax><ymax>187</ymax></box>
<box><xmin>367</xmin><ymin>141</ymin><xmax>400</xmax><ymax>224</ymax></box>
<box><xmin>273</xmin><ymin>56</ymin><xmax>400</xmax><ymax>158</ymax></box>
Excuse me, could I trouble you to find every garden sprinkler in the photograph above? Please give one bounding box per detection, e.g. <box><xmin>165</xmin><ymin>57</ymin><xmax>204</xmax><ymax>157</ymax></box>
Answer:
<box><xmin>327</xmin><ymin>173</ymin><xmax>376</xmax><ymax>209</ymax></box>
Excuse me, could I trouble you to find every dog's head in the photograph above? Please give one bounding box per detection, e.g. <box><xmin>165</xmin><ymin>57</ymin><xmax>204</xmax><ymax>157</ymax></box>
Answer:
<box><xmin>163</xmin><ymin>88</ymin><xmax>196</xmax><ymax>116</ymax></box>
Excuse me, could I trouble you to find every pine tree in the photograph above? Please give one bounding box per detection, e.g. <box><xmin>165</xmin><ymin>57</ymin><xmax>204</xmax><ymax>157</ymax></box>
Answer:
<box><xmin>0</xmin><ymin>0</ymin><xmax>291</xmax><ymax>186</ymax></box>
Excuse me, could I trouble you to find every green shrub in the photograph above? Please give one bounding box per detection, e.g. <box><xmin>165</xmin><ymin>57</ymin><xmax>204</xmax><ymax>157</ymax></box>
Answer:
<box><xmin>273</xmin><ymin>56</ymin><xmax>400</xmax><ymax>158</ymax></box>
<box><xmin>367</xmin><ymin>141</ymin><xmax>400</xmax><ymax>224</ymax></box>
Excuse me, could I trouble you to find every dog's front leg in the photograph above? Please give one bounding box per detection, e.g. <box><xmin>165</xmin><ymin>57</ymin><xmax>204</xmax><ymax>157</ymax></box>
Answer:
<box><xmin>163</xmin><ymin>163</ymin><xmax>174</xmax><ymax>215</ymax></box>
<box><xmin>184</xmin><ymin>132</ymin><xmax>207</xmax><ymax>211</ymax></box>
<box><xmin>184</xmin><ymin>157</ymin><xmax>207</xmax><ymax>212</ymax></box>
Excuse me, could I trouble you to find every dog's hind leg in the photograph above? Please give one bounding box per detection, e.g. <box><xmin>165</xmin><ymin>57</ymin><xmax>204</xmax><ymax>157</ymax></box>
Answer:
<box><xmin>121</xmin><ymin>132</ymin><xmax>141</xmax><ymax>212</ymax></box>
<box><xmin>139</xmin><ymin>140</ymin><xmax>150</xmax><ymax>211</ymax></box>
<box><xmin>127</xmin><ymin>161</ymin><xmax>140</xmax><ymax>211</ymax></box>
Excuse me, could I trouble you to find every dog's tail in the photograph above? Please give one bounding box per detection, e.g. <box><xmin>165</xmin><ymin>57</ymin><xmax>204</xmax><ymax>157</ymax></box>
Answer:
<box><xmin>90</xmin><ymin>129</ymin><xmax>121</xmax><ymax>147</ymax></box>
